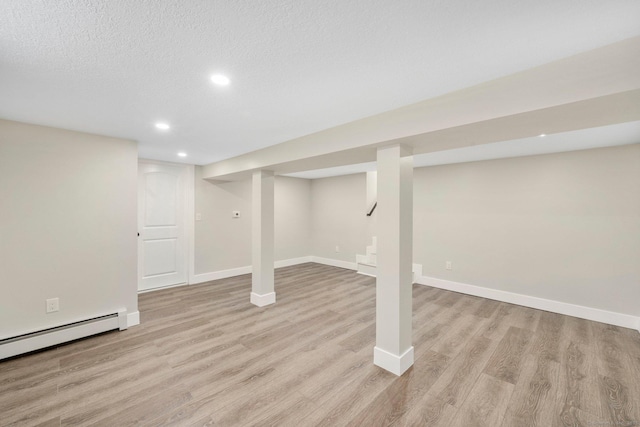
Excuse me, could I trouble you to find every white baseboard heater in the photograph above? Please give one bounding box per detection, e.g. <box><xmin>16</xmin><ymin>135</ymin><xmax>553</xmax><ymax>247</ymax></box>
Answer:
<box><xmin>0</xmin><ymin>310</ymin><xmax>127</xmax><ymax>360</ymax></box>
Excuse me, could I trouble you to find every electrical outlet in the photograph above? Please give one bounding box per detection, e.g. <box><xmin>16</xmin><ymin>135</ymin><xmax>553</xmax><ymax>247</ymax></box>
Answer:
<box><xmin>232</xmin><ymin>211</ymin><xmax>240</xmax><ymax>218</ymax></box>
<box><xmin>446</xmin><ymin>261</ymin><xmax>452</xmax><ymax>270</ymax></box>
<box><xmin>195</xmin><ymin>213</ymin><xmax>202</xmax><ymax>221</ymax></box>
<box><xmin>335</xmin><ymin>245</ymin><xmax>340</xmax><ymax>253</ymax></box>
<box><xmin>46</xmin><ymin>298</ymin><xmax>59</xmax><ymax>313</ymax></box>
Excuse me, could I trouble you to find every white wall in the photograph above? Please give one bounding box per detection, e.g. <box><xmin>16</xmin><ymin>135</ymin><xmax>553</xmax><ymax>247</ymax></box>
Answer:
<box><xmin>194</xmin><ymin>170</ymin><xmax>311</xmax><ymax>275</ymax></box>
<box><xmin>309</xmin><ymin>144</ymin><xmax>640</xmax><ymax>321</ymax></box>
<box><xmin>414</xmin><ymin>144</ymin><xmax>640</xmax><ymax>318</ymax></box>
<box><xmin>0</xmin><ymin>119</ymin><xmax>138</xmax><ymax>339</ymax></box>
<box><xmin>275</xmin><ymin>176</ymin><xmax>312</xmax><ymax>261</ymax></box>
<box><xmin>194</xmin><ymin>169</ymin><xmax>252</xmax><ymax>273</ymax></box>
<box><xmin>310</xmin><ymin>173</ymin><xmax>370</xmax><ymax>264</ymax></box>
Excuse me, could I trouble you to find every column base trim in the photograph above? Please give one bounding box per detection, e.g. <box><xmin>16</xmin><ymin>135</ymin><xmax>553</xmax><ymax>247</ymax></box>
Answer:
<box><xmin>126</xmin><ymin>311</ymin><xmax>140</xmax><ymax>328</ymax></box>
<box><xmin>374</xmin><ymin>345</ymin><xmax>414</xmax><ymax>376</ymax></box>
<box><xmin>250</xmin><ymin>292</ymin><xmax>276</xmax><ymax>307</ymax></box>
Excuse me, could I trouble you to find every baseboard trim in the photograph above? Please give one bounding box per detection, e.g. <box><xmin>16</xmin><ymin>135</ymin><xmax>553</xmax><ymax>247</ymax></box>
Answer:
<box><xmin>416</xmin><ymin>275</ymin><xmax>640</xmax><ymax>331</ymax></box>
<box><xmin>374</xmin><ymin>346</ymin><xmax>414</xmax><ymax>376</ymax></box>
<box><xmin>191</xmin><ymin>266</ymin><xmax>252</xmax><ymax>285</ymax></box>
<box><xmin>311</xmin><ymin>256</ymin><xmax>357</xmax><ymax>271</ymax></box>
<box><xmin>356</xmin><ymin>271</ymin><xmax>376</xmax><ymax>278</ymax></box>
<box><xmin>250</xmin><ymin>292</ymin><xmax>276</xmax><ymax>307</ymax></box>
<box><xmin>191</xmin><ymin>257</ymin><xmax>313</xmax><ymax>286</ymax></box>
<box><xmin>138</xmin><ymin>281</ymin><xmax>188</xmax><ymax>294</ymax></box>
<box><xmin>274</xmin><ymin>256</ymin><xmax>313</xmax><ymax>268</ymax></box>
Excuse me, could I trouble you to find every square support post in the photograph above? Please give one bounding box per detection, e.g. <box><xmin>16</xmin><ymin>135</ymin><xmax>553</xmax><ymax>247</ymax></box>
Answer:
<box><xmin>251</xmin><ymin>170</ymin><xmax>275</xmax><ymax>306</ymax></box>
<box><xmin>374</xmin><ymin>144</ymin><xmax>414</xmax><ymax>375</ymax></box>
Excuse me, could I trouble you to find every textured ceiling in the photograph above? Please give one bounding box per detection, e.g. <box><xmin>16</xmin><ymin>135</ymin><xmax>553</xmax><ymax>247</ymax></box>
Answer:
<box><xmin>1</xmin><ymin>0</ymin><xmax>640</xmax><ymax>165</ymax></box>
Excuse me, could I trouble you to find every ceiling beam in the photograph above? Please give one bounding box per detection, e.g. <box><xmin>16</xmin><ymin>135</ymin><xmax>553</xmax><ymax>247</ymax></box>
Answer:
<box><xmin>202</xmin><ymin>37</ymin><xmax>640</xmax><ymax>181</ymax></box>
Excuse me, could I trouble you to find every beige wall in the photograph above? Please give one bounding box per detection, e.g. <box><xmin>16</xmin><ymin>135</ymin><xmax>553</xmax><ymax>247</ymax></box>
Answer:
<box><xmin>275</xmin><ymin>176</ymin><xmax>312</xmax><ymax>261</ymax></box>
<box><xmin>309</xmin><ymin>144</ymin><xmax>640</xmax><ymax>318</ymax></box>
<box><xmin>194</xmin><ymin>171</ymin><xmax>311</xmax><ymax>274</ymax></box>
<box><xmin>310</xmin><ymin>173</ymin><xmax>370</xmax><ymax>263</ymax></box>
<box><xmin>194</xmin><ymin>169</ymin><xmax>252</xmax><ymax>273</ymax></box>
<box><xmin>0</xmin><ymin>119</ymin><xmax>138</xmax><ymax>339</ymax></box>
<box><xmin>414</xmin><ymin>144</ymin><xmax>640</xmax><ymax>316</ymax></box>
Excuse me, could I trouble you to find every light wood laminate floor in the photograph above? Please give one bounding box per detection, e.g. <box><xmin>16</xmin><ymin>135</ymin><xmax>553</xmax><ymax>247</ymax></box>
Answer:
<box><xmin>2</xmin><ymin>263</ymin><xmax>640</xmax><ymax>426</ymax></box>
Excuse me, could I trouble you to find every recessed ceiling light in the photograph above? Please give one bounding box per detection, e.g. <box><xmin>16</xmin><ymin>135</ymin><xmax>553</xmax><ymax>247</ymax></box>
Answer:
<box><xmin>177</xmin><ymin>152</ymin><xmax>187</xmax><ymax>157</ymax></box>
<box><xmin>210</xmin><ymin>74</ymin><xmax>230</xmax><ymax>86</ymax></box>
<box><xmin>155</xmin><ymin>122</ymin><xmax>170</xmax><ymax>131</ymax></box>
<box><xmin>539</xmin><ymin>133</ymin><xmax>546</xmax><ymax>138</ymax></box>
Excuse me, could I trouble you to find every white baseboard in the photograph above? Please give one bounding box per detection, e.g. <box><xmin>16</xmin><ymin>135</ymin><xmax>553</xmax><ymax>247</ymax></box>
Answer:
<box><xmin>311</xmin><ymin>256</ymin><xmax>357</xmax><ymax>271</ymax></box>
<box><xmin>138</xmin><ymin>281</ymin><xmax>189</xmax><ymax>294</ymax></box>
<box><xmin>250</xmin><ymin>292</ymin><xmax>276</xmax><ymax>307</ymax></box>
<box><xmin>190</xmin><ymin>256</ymin><xmax>313</xmax><ymax>286</ymax></box>
<box><xmin>275</xmin><ymin>256</ymin><xmax>313</xmax><ymax>268</ymax></box>
<box><xmin>191</xmin><ymin>266</ymin><xmax>253</xmax><ymax>285</ymax></box>
<box><xmin>374</xmin><ymin>346</ymin><xmax>414</xmax><ymax>376</ymax></box>
<box><xmin>356</xmin><ymin>264</ymin><xmax>377</xmax><ymax>277</ymax></box>
<box><xmin>416</xmin><ymin>275</ymin><xmax>640</xmax><ymax>331</ymax></box>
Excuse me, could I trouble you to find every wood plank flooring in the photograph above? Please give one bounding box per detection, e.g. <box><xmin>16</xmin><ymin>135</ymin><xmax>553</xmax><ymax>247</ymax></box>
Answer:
<box><xmin>2</xmin><ymin>263</ymin><xmax>640</xmax><ymax>426</ymax></box>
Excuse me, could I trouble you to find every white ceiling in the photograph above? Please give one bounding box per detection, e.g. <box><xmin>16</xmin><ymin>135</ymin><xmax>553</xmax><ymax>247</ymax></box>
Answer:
<box><xmin>285</xmin><ymin>121</ymin><xmax>640</xmax><ymax>179</ymax></box>
<box><xmin>1</xmin><ymin>1</ymin><xmax>640</xmax><ymax>166</ymax></box>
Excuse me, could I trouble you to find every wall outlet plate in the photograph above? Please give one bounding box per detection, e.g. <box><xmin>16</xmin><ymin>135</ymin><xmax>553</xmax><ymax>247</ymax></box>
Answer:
<box><xmin>46</xmin><ymin>298</ymin><xmax>59</xmax><ymax>313</ymax></box>
<box><xmin>232</xmin><ymin>211</ymin><xmax>240</xmax><ymax>218</ymax></box>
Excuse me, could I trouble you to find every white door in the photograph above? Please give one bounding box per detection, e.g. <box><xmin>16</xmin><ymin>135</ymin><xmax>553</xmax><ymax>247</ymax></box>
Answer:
<box><xmin>138</xmin><ymin>161</ymin><xmax>188</xmax><ymax>291</ymax></box>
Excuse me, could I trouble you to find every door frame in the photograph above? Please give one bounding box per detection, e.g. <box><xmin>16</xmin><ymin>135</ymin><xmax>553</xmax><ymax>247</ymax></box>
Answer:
<box><xmin>137</xmin><ymin>159</ymin><xmax>195</xmax><ymax>292</ymax></box>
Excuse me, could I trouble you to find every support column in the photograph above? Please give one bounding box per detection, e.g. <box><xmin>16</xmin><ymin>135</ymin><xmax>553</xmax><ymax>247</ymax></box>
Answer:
<box><xmin>374</xmin><ymin>144</ymin><xmax>414</xmax><ymax>375</ymax></box>
<box><xmin>251</xmin><ymin>170</ymin><xmax>275</xmax><ymax>307</ymax></box>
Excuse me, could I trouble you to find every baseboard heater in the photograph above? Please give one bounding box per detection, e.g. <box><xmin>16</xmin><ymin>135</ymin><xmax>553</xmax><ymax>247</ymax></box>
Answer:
<box><xmin>0</xmin><ymin>310</ymin><xmax>127</xmax><ymax>360</ymax></box>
